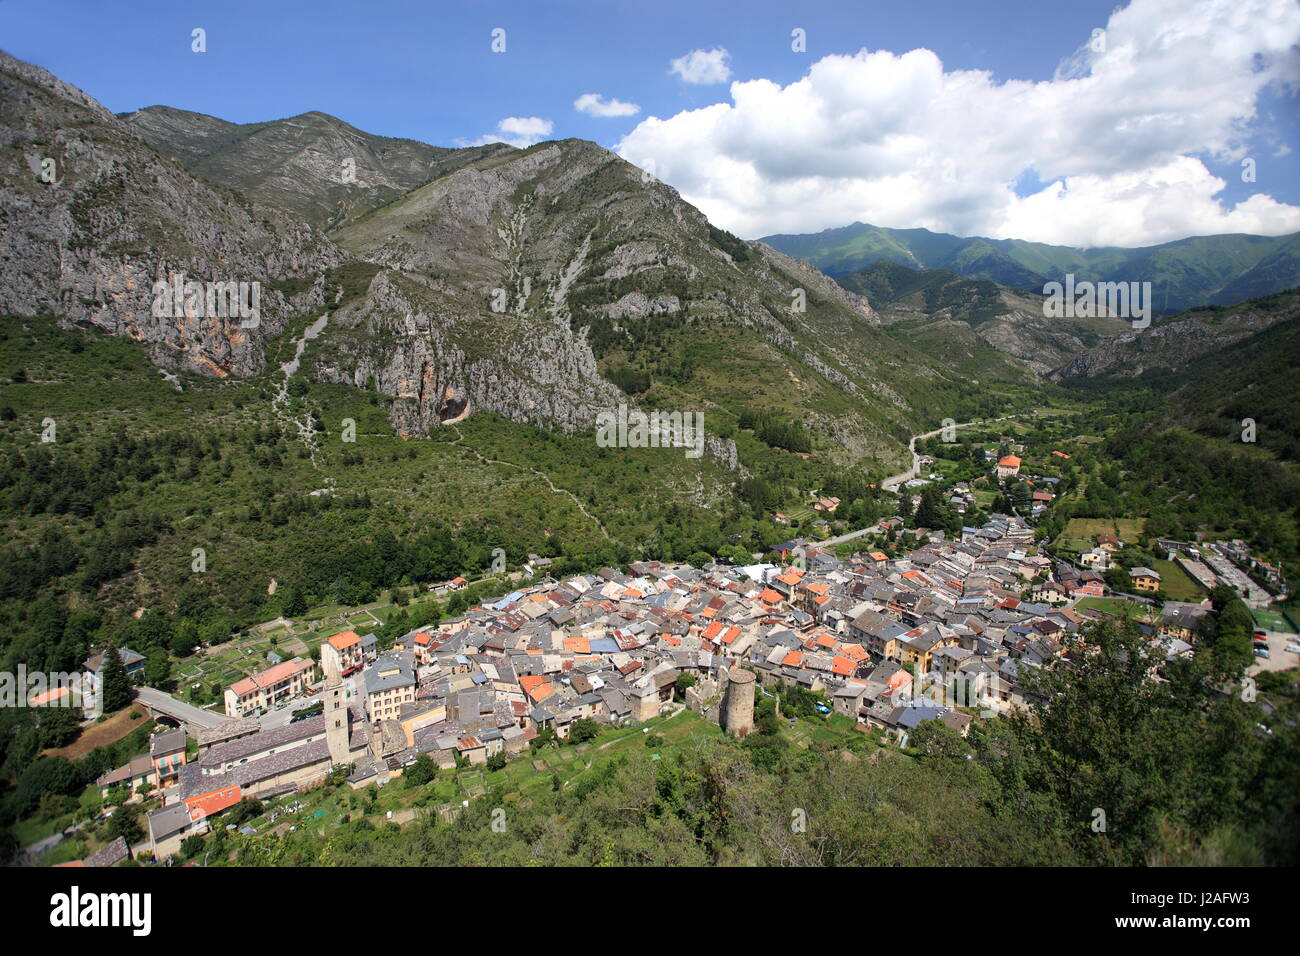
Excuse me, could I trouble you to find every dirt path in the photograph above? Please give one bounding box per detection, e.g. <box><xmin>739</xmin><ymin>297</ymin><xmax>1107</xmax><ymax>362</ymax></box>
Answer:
<box><xmin>446</xmin><ymin>423</ymin><xmax>614</xmax><ymax>541</ymax></box>
<box><xmin>272</xmin><ymin>312</ymin><xmax>331</xmax><ymax>465</ymax></box>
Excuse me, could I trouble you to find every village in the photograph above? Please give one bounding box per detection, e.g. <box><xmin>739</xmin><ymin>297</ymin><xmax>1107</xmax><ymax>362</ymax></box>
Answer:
<box><xmin>31</xmin><ymin>428</ymin><xmax>1295</xmax><ymax>867</ymax></box>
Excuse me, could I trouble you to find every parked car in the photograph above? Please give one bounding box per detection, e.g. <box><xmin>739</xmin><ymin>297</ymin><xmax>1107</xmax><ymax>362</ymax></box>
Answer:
<box><xmin>1253</xmin><ymin>647</ymin><xmax>1270</xmax><ymax>659</ymax></box>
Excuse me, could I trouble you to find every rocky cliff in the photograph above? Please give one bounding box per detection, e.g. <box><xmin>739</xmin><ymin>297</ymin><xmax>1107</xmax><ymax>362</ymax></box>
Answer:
<box><xmin>1</xmin><ymin>52</ymin><xmax>981</xmax><ymax>471</ymax></box>
<box><xmin>1050</xmin><ymin>292</ymin><xmax>1299</xmax><ymax>381</ymax></box>
<box><xmin>0</xmin><ymin>50</ymin><xmax>343</xmax><ymax>378</ymax></box>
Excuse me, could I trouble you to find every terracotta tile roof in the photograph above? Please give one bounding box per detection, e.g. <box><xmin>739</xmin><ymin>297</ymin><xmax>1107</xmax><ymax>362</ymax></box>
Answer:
<box><xmin>28</xmin><ymin>686</ymin><xmax>70</xmax><ymax>706</ymax></box>
<box><xmin>185</xmin><ymin>785</ymin><xmax>243</xmax><ymax>820</ymax></box>
<box><xmin>230</xmin><ymin>657</ymin><xmax>313</xmax><ymax>698</ymax></box>
<box><xmin>327</xmin><ymin>630</ymin><xmax>361</xmax><ymax>651</ymax></box>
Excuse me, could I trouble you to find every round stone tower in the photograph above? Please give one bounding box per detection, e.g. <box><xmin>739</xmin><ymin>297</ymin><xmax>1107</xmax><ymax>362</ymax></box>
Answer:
<box><xmin>722</xmin><ymin>667</ymin><xmax>756</xmax><ymax>738</ymax></box>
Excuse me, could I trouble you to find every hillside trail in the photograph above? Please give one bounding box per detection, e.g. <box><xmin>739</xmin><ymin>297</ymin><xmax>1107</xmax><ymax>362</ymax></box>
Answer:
<box><xmin>445</xmin><ymin>422</ymin><xmax>615</xmax><ymax>542</ymax></box>
<box><xmin>272</xmin><ymin>312</ymin><xmax>331</xmax><ymax>466</ymax></box>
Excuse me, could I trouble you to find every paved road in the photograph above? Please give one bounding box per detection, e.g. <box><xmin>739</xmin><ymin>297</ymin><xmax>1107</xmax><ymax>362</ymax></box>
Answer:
<box><xmin>819</xmin><ymin>525</ymin><xmax>882</xmax><ymax>548</ymax></box>
<box><xmin>881</xmin><ymin>416</ymin><xmax>1013</xmax><ymax>492</ymax></box>
<box><xmin>258</xmin><ymin>691</ymin><xmax>324</xmax><ymax>730</ymax></box>
<box><xmin>256</xmin><ymin>674</ymin><xmax>359</xmax><ymax>729</ymax></box>
<box><xmin>19</xmin><ymin>831</ymin><xmax>65</xmax><ymax>863</ymax></box>
<box><xmin>813</xmin><ymin>417</ymin><xmax>1013</xmax><ymax>550</ymax></box>
<box><xmin>135</xmin><ymin>686</ymin><xmax>224</xmax><ymax>730</ymax></box>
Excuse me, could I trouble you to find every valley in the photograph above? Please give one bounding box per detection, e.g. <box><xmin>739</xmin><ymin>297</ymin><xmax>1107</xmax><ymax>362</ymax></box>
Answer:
<box><xmin>0</xmin><ymin>32</ymin><xmax>1297</xmax><ymax>878</ymax></box>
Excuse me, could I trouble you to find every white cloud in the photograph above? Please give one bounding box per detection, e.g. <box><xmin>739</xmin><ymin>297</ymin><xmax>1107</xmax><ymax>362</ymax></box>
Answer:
<box><xmin>574</xmin><ymin>93</ymin><xmax>640</xmax><ymax>118</ymax></box>
<box><xmin>458</xmin><ymin>116</ymin><xmax>554</xmax><ymax>148</ymax></box>
<box><xmin>621</xmin><ymin>0</ymin><xmax>1300</xmax><ymax>247</ymax></box>
<box><xmin>669</xmin><ymin>47</ymin><xmax>732</xmax><ymax>85</ymax></box>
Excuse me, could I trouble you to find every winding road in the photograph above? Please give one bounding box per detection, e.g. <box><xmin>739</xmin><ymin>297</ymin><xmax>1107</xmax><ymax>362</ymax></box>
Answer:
<box><xmin>812</xmin><ymin>417</ymin><xmax>1012</xmax><ymax>550</ymax></box>
<box><xmin>880</xmin><ymin>416</ymin><xmax>1012</xmax><ymax>492</ymax></box>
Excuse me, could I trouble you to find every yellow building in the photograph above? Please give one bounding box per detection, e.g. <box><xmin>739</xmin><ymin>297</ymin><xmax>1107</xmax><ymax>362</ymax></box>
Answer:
<box><xmin>1129</xmin><ymin>567</ymin><xmax>1162</xmax><ymax>593</ymax></box>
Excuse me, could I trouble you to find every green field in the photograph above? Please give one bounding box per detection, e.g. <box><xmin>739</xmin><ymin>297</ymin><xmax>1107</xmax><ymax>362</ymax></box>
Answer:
<box><xmin>1074</xmin><ymin>596</ymin><xmax>1152</xmax><ymax>619</ymax></box>
<box><xmin>1053</xmin><ymin>517</ymin><xmax>1149</xmax><ymax>555</ymax></box>
<box><xmin>1151</xmin><ymin>559</ymin><xmax>1207</xmax><ymax>602</ymax></box>
<box><xmin>1253</xmin><ymin>608</ymin><xmax>1298</xmax><ymax>635</ymax></box>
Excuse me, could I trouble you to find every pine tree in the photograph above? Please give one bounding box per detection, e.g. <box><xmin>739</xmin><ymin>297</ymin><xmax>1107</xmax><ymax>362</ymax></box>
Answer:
<box><xmin>99</xmin><ymin>642</ymin><xmax>133</xmax><ymax>713</ymax></box>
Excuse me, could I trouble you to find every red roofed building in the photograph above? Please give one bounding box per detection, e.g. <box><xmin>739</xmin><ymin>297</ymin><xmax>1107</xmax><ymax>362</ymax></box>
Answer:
<box><xmin>223</xmin><ymin>657</ymin><xmax>315</xmax><ymax>717</ymax></box>
<box><xmin>184</xmin><ymin>784</ymin><xmax>243</xmax><ymax>822</ymax></box>
<box><xmin>996</xmin><ymin>455</ymin><xmax>1022</xmax><ymax>478</ymax></box>
<box><xmin>519</xmin><ymin>674</ymin><xmax>555</xmax><ymax>704</ymax></box>
<box><xmin>410</xmin><ymin>631</ymin><xmax>437</xmax><ymax>665</ymax></box>
<box><xmin>322</xmin><ymin>630</ymin><xmax>364</xmax><ymax>677</ymax></box>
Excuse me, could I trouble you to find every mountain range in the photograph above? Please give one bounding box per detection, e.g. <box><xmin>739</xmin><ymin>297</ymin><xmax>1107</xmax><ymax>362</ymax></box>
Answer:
<box><xmin>1</xmin><ymin>49</ymin><xmax>1008</xmax><ymax>476</ymax></box>
<box><xmin>832</xmin><ymin>260</ymin><xmax>1130</xmax><ymax>379</ymax></box>
<box><xmin>761</xmin><ymin>221</ymin><xmax>1300</xmax><ymax>315</ymax></box>
<box><xmin>119</xmin><ymin>105</ymin><xmax>514</xmax><ymax>231</ymax></box>
<box><xmin>3</xmin><ymin>47</ymin><xmax>1296</xmax><ymax>478</ymax></box>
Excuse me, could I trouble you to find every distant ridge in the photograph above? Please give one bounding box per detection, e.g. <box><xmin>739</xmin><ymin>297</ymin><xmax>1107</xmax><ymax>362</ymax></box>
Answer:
<box><xmin>760</xmin><ymin>221</ymin><xmax>1300</xmax><ymax>315</ymax></box>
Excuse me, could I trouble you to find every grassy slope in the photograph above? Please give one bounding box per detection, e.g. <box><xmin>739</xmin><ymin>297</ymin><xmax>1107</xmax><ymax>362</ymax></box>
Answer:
<box><xmin>0</xmin><ymin>316</ymin><xmax>746</xmax><ymax>620</ymax></box>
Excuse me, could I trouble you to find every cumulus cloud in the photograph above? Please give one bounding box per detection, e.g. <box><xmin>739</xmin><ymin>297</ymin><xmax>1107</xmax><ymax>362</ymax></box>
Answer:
<box><xmin>459</xmin><ymin>116</ymin><xmax>554</xmax><ymax>148</ymax></box>
<box><xmin>574</xmin><ymin>93</ymin><xmax>641</xmax><ymax>117</ymax></box>
<box><xmin>621</xmin><ymin>0</ymin><xmax>1300</xmax><ymax>246</ymax></box>
<box><xmin>669</xmin><ymin>47</ymin><xmax>732</xmax><ymax>85</ymax></box>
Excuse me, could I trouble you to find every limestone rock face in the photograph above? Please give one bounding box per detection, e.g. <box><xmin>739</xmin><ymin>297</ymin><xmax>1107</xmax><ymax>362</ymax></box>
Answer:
<box><xmin>0</xmin><ymin>51</ymin><xmax>344</xmax><ymax>378</ymax></box>
<box><xmin>2</xmin><ymin>52</ymin><xmax>985</xmax><ymax>474</ymax></box>
<box><xmin>1051</xmin><ymin>299</ymin><xmax>1299</xmax><ymax>381</ymax></box>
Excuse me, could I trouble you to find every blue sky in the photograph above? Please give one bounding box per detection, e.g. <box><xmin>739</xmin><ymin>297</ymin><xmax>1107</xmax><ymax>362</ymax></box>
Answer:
<box><xmin>2</xmin><ymin>0</ymin><xmax>1297</xmax><ymax>245</ymax></box>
